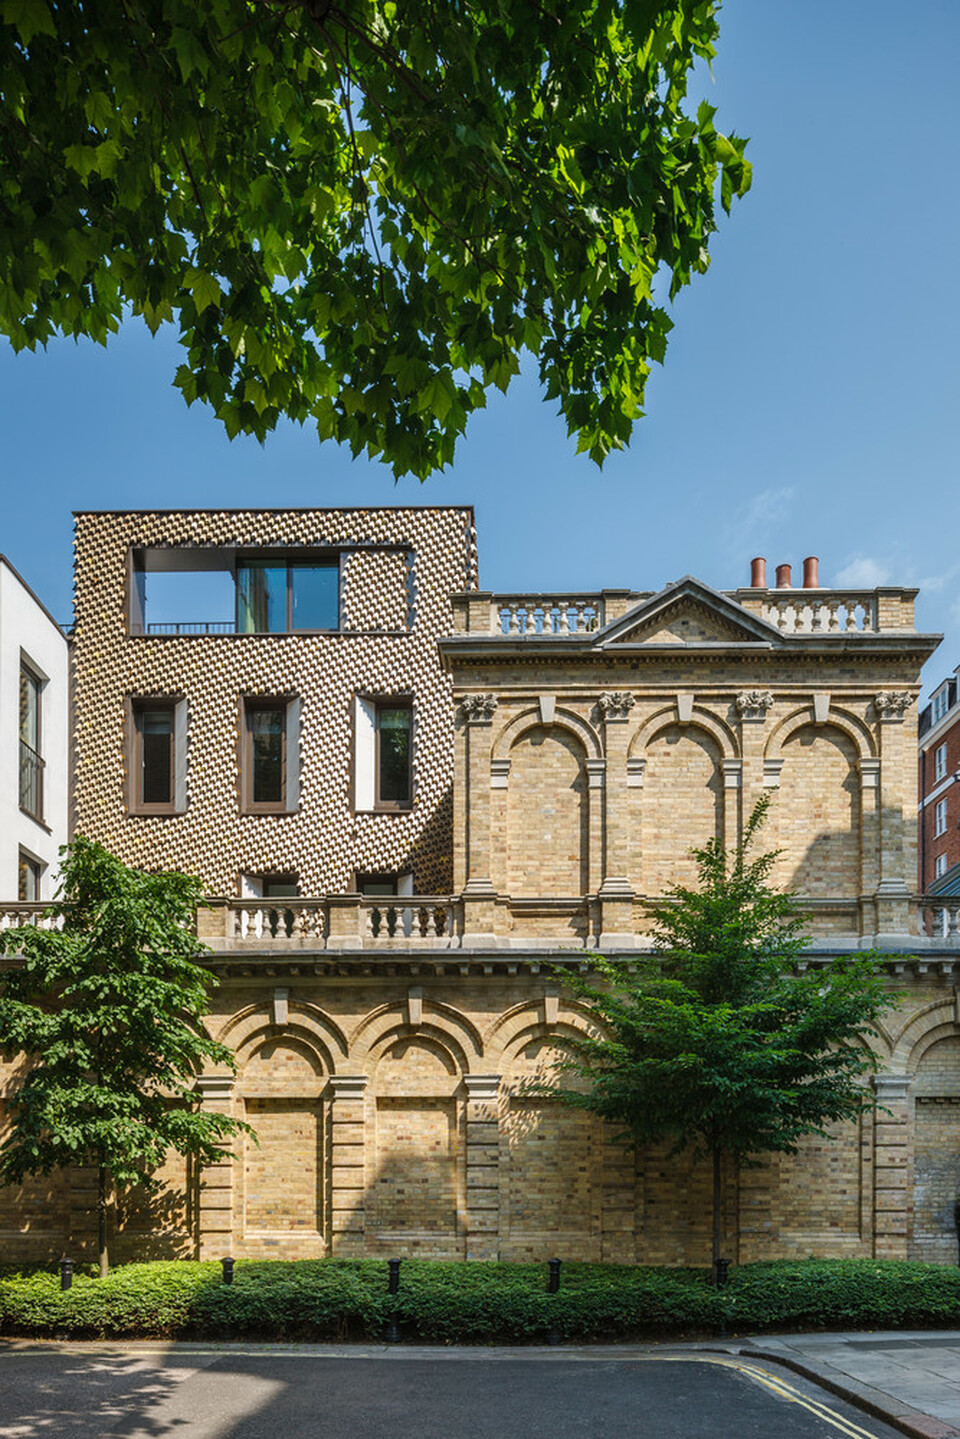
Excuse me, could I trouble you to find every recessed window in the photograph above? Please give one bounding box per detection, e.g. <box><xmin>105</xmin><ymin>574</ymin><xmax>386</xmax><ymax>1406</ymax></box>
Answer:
<box><xmin>935</xmin><ymin>854</ymin><xmax>948</xmax><ymax>879</ymax></box>
<box><xmin>129</xmin><ymin>698</ymin><xmax>187</xmax><ymax>814</ymax></box>
<box><xmin>356</xmin><ymin>872</ymin><xmax>413</xmax><ymax>897</ymax></box>
<box><xmin>240</xmin><ymin>872</ymin><xmax>299</xmax><ymax>898</ymax></box>
<box><xmin>935</xmin><ymin>798</ymin><xmax>948</xmax><ymax>837</ymax></box>
<box><xmin>354</xmin><ymin>696</ymin><xmax>413</xmax><ymax>811</ymax></box>
<box><xmin>237</xmin><ymin>560</ymin><xmax>338</xmax><ymax>633</ymax></box>
<box><xmin>19</xmin><ymin>661</ymin><xmax>43</xmax><ymax>822</ymax></box>
<box><xmin>936</xmin><ymin>744</ymin><xmax>948</xmax><ymax>781</ymax></box>
<box><xmin>18</xmin><ymin>851</ymin><xmax>42</xmax><ymax>902</ymax></box>
<box><xmin>241</xmin><ymin>698</ymin><xmax>299</xmax><ymax>813</ymax></box>
<box><xmin>933</xmin><ymin>687</ymin><xmax>952</xmax><ymax>725</ymax></box>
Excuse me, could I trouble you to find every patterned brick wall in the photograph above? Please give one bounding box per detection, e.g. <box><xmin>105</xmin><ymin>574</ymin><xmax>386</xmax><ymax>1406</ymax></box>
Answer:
<box><xmin>71</xmin><ymin>508</ymin><xmax>476</xmax><ymax>894</ymax></box>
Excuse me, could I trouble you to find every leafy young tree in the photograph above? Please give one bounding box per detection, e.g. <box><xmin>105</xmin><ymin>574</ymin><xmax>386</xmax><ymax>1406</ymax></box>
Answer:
<box><xmin>0</xmin><ymin>839</ymin><xmax>249</xmax><ymax>1276</ymax></box>
<box><xmin>553</xmin><ymin>798</ymin><xmax>889</xmax><ymax>1271</ymax></box>
<box><xmin>0</xmin><ymin>0</ymin><xmax>751</xmax><ymax>477</ymax></box>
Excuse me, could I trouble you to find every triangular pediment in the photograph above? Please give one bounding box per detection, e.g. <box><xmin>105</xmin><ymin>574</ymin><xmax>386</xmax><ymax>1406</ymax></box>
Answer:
<box><xmin>595</xmin><ymin>577</ymin><xmax>781</xmax><ymax>648</ymax></box>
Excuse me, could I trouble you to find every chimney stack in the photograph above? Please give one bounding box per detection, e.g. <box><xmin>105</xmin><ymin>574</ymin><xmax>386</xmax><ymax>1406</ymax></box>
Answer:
<box><xmin>775</xmin><ymin>563</ymin><xmax>792</xmax><ymax>589</ymax></box>
<box><xmin>750</xmin><ymin>556</ymin><xmax>767</xmax><ymax>588</ymax></box>
<box><xmin>802</xmin><ymin>555</ymin><xmax>820</xmax><ymax>589</ymax></box>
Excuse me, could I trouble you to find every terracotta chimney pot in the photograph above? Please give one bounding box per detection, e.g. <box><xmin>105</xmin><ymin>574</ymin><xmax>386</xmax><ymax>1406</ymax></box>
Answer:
<box><xmin>775</xmin><ymin>563</ymin><xmax>792</xmax><ymax>589</ymax></box>
<box><xmin>802</xmin><ymin>556</ymin><xmax>820</xmax><ymax>589</ymax></box>
<box><xmin>750</xmin><ymin>556</ymin><xmax>767</xmax><ymax>588</ymax></box>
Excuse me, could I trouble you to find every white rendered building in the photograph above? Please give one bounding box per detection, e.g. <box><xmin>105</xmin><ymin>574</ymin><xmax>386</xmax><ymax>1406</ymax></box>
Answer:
<box><xmin>0</xmin><ymin>556</ymin><xmax>68</xmax><ymax>901</ymax></box>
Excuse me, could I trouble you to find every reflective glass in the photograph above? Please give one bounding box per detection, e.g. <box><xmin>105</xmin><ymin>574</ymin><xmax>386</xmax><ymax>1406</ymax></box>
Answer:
<box><xmin>291</xmin><ymin>564</ymin><xmax>338</xmax><ymax>630</ymax></box>
<box><xmin>141</xmin><ymin>708</ymin><xmax>173</xmax><ymax>805</ymax></box>
<box><xmin>251</xmin><ymin>708</ymin><xmax>284</xmax><ymax>804</ymax></box>
<box><xmin>237</xmin><ymin>562</ymin><xmax>286</xmax><ymax>633</ymax></box>
<box><xmin>378</xmin><ymin>707</ymin><xmax>411</xmax><ymax>803</ymax></box>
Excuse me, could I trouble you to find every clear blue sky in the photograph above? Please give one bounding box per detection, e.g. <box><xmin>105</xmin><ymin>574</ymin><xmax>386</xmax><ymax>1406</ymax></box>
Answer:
<box><xmin>2</xmin><ymin>0</ymin><xmax>958</xmax><ymax>697</ymax></box>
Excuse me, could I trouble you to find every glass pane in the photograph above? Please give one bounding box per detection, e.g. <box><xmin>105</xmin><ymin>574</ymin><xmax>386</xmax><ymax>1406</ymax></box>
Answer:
<box><xmin>141</xmin><ymin>709</ymin><xmax>173</xmax><ymax>805</ymax></box>
<box><xmin>18</xmin><ymin>855</ymin><xmax>40</xmax><ymax>902</ymax></box>
<box><xmin>378</xmin><ymin>707</ymin><xmax>411</xmax><ymax>803</ymax></box>
<box><xmin>19</xmin><ymin>668</ymin><xmax>39</xmax><ymax>749</ymax></box>
<box><xmin>291</xmin><ymin>564</ymin><xmax>338</xmax><ymax>630</ymax></box>
<box><xmin>237</xmin><ymin>562</ymin><xmax>286</xmax><ymax>633</ymax></box>
<box><xmin>251</xmin><ymin>708</ymin><xmax>284</xmax><ymax>804</ymax></box>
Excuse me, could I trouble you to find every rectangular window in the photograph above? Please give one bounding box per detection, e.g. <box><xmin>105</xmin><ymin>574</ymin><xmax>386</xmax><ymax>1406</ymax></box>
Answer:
<box><xmin>242</xmin><ymin>698</ymin><xmax>299</xmax><ymax>813</ymax></box>
<box><xmin>935</xmin><ymin>798</ymin><xmax>948</xmax><ymax>837</ymax></box>
<box><xmin>18</xmin><ymin>662</ymin><xmax>43</xmax><ymax>821</ymax></box>
<box><xmin>129</xmin><ymin>698</ymin><xmax>187</xmax><ymax>814</ymax></box>
<box><xmin>237</xmin><ymin>560</ymin><xmax>338</xmax><ymax>633</ymax></box>
<box><xmin>935</xmin><ymin>854</ymin><xmax>948</xmax><ymax>879</ymax></box>
<box><xmin>933</xmin><ymin>688</ymin><xmax>951</xmax><ymax>724</ymax></box>
<box><xmin>354</xmin><ymin>696</ymin><xmax>413</xmax><ymax>811</ymax></box>
<box><xmin>936</xmin><ymin>744</ymin><xmax>948</xmax><ymax>781</ymax></box>
<box><xmin>240</xmin><ymin>872</ymin><xmax>299</xmax><ymax>898</ymax></box>
<box><xmin>18</xmin><ymin>851</ymin><xmax>42</xmax><ymax>902</ymax></box>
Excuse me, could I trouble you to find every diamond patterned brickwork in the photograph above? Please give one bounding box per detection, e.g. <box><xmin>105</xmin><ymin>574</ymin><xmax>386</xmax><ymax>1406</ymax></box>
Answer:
<box><xmin>71</xmin><ymin>509</ymin><xmax>476</xmax><ymax>894</ymax></box>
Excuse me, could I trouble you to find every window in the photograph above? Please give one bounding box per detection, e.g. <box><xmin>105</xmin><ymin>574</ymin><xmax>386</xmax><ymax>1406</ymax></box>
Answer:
<box><xmin>935</xmin><ymin>854</ymin><xmax>948</xmax><ymax>879</ymax></box>
<box><xmin>237</xmin><ymin>559</ymin><xmax>338</xmax><ymax>633</ymax></box>
<box><xmin>356</xmin><ymin>873</ymin><xmax>414</xmax><ymax>897</ymax></box>
<box><xmin>354</xmin><ymin>696</ymin><xmax>412</xmax><ymax>811</ymax></box>
<box><xmin>935</xmin><ymin>799</ymin><xmax>948</xmax><ymax>837</ymax></box>
<box><xmin>936</xmin><ymin>744</ymin><xmax>948</xmax><ymax>781</ymax></box>
<box><xmin>241</xmin><ymin>698</ymin><xmax>299</xmax><ymax>813</ymax></box>
<box><xmin>933</xmin><ymin>687</ymin><xmax>952</xmax><ymax>725</ymax></box>
<box><xmin>18</xmin><ymin>661</ymin><xmax>43</xmax><ymax>821</ymax></box>
<box><xmin>129</xmin><ymin>698</ymin><xmax>187</xmax><ymax>814</ymax></box>
<box><xmin>240</xmin><ymin>872</ymin><xmax>298</xmax><ymax>898</ymax></box>
<box><xmin>18</xmin><ymin>851</ymin><xmax>42</xmax><ymax>902</ymax></box>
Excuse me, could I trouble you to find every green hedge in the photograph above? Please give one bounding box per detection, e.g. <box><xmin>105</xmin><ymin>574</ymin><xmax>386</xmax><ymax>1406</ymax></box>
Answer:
<box><xmin>2</xmin><ymin>1258</ymin><xmax>960</xmax><ymax>1343</ymax></box>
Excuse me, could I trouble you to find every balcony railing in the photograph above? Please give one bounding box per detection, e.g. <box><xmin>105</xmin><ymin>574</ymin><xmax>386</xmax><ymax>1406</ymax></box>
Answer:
<box><xmin>760</xmin><ymin>592</ymin><xmax>877</xmax><ymax>634</ymax></box>
<box><xmin>18</xmin><ymin>741</ymin><xmax>43</xmax><ymax>821</ymax></box>
<box><xmin>4</xmin><ymin>897</ymin><xmax>957</xmax><ymax>954</ymax></box>
<box><xmin>146</xmin><ymin>621</ymin><xmax>236</xmax><ymax>635</ymax></box>
<box><xmin>491</xmin><ymin>594</ymin><xmax>605</xmax><ymax>636</ymax></box>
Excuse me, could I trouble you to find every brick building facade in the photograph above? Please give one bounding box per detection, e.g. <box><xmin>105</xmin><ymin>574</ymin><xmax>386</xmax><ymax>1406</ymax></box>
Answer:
<box><xmin>2</xmin><ymin>511</ymin><xmax>960</xmax><ymax>1267</ymax></box>
<box><xmin>918</xmin><ymin>668</ymin><xmax>960</xmax><ymax>895</ymax></box>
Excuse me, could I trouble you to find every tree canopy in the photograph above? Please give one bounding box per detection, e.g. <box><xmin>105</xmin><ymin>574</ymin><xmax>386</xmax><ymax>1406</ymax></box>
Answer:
<box><xmin>552</xmin><ymin>799</ymin><xmax>890</xmax><ymax>1269</ymax></box>
<box><xmin>0</xmin><ymin>0</ymin><xmax>751</xmax><ymax>477</ymax></box>
<box><xmin>0</xmin><ymin>839</ymin><xmax>249</xmax><ymax>1274</ymax></box>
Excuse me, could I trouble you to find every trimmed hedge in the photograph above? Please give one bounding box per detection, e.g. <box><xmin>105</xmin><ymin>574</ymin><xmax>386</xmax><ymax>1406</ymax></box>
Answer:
<box><xmin>2</xmin><ymin>1257</ymin><xmax>960</xmax><ymax>1343</ymax></box>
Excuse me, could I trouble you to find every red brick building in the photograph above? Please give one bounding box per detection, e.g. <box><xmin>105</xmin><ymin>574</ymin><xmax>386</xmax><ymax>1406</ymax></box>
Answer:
<box><xmin>919</xmin><ymin>667</ymin><xmax>960</xmax><ymax>892</ymax></box>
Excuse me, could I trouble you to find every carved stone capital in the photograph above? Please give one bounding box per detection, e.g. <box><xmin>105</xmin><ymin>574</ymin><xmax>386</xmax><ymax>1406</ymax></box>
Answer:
<box><xmin>874</xmin><ymin>691</ymin><xmax>914</xmax><ymax>719</ymax></box>
<box><xmin>460</xmin><ymin>693</ymin><xmax>499</xmax><ymax>723</ymax></box>
<box><xmin>598</xmin><ymin>691</ymin><xmax>635</xmax><ymax>721</ymax></box>
<box><xmin>735</xmin><ymin>689</ymin><xmax>774</xmax><ymax>719</ymax></box>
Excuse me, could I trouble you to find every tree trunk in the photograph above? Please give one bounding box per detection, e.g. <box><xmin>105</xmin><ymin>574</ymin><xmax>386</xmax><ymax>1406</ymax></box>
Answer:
<box><xmin>97</xmin><ymin>1163</ymin><xmax>109</xmax><ymax>1278</ymax></box>
<box><xmin>712</xmin><ymin>1142</ymin><xmax>722</xmax><ymax>1275</ymax></box>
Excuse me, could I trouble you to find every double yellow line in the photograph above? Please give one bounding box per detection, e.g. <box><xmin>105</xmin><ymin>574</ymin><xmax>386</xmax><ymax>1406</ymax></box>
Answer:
<box><xmin>653</xmin><ymin>1355</ymin><xmax>884</xmax><ymax>1439</ymax></box>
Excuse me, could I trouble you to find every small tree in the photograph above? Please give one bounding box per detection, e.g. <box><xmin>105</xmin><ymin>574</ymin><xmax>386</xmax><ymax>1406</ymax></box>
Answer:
<box><xmin>0</xmin><ymin>839</ymin><xmax>250</xmax><ymax>1275</ymax></box>
<box><xmin>552</xmin><ymin>798</ymin><xmax>890</xmax><ymax>1271</ymax></box>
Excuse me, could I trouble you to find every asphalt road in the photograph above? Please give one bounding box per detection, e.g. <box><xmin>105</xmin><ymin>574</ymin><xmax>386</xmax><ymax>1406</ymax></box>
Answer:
<box><xmin>0</xmin><ymin>1345</ymin><xmax>908</xmax><ymax>1439</ymax></box>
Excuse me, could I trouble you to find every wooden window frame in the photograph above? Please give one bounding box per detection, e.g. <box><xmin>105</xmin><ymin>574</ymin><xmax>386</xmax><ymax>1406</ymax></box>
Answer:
<box><xmin>128</xmin><ymin>697</ymin><xmax>182</xmax><ymax>816</ymax></box>
<box><xmin>241</xmin><ymin>697</ymin><xmax>297</xmax><ymax>814</ymax></box>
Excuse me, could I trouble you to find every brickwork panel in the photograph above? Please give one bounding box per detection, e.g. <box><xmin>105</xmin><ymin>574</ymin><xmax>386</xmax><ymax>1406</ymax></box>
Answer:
<box><xmin>372</xmin><ymin>1098</ymin><xmax>458</xmax><ymax>1237</ymax></box>
<box><xmin>641</xmin><ymin>727</ymin><xmax>722</xmax><ymax>895</ymax></box>
<box><xmin>911</xmin><ymin>1036</ymin><xmax>960</xmax><ymax>1260</ymax></box>
<box><xmin>775</xmin><ymin>726</ymin><xmax>860</xmax><ymax>898</ymax></box>
<box><xmin>505</xmin><ymin>727</ymin><xmax>587</xmax><ymax>897</ymax></box>
<box><xmin>501</xmin><ymin>1099</ymin><xmax>599</xmax><ymax>1258</ymax></box>
<box><xmin>244</xmin><ymin>1098</ymin><xmax>323</xmax><ymax>1234</ymax></box>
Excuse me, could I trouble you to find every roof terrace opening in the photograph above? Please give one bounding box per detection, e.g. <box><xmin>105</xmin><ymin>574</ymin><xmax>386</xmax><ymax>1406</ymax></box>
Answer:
<box><xmin>129</xmin><ymin>548</ymin><xmax>340</xmax><ymax>635</ymax></box>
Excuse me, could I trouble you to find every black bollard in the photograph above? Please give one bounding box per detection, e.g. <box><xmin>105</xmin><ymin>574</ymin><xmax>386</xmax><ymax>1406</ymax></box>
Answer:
<box><xmin>385</xmin><ymin>1258</ymin><xmax>401</xmax><ymax>1344</ymax></box>
<box><xmin>221</xmin><ymin>1256</ymin><xmax>235</xmax><ymax>1285</ymax></box>
<box><xmin>547</xmin><ymin>1258</ymin><xmax>561</xmax><ymax>1294</ymax></box>
<box><xmin>713</xmin><ymin>1257</ymin><xmax>730</xmax><ymax>1289</ymax></box>
<box><xmin>59</xmin><ymin>1257</ymin><xmax>73</xmax><ymax>1292</ymax></box>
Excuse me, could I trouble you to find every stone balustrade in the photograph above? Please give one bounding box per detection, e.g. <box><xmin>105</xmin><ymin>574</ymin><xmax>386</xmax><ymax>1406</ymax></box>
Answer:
<box><xmin>491</xmin><ymin>594</ymin><xmax>605</xmax><ymax>636</ymax></box>
<box><xmin>760</xmin><ymin>591</ymin><xmax>877</xmax><ymax>634</ymax></box>
<box><xmin>3</xmin><ymin>896</ymin><xmax>959</xmax><ymax>954</ymax></box>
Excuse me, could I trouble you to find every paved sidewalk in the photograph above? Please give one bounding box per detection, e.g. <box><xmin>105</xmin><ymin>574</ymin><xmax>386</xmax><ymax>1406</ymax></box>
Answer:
<box><xmin>735</xmin><ymin>1332</ymin><xmax>960</xmax><ymax>1439</ymax></box>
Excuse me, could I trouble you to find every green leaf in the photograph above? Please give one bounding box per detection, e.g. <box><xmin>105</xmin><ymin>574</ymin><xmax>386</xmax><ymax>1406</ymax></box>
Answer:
<box><xmin>184</xmin><ymin>268</ymin><xmax>222</xmax><ymax>314</ymax></box>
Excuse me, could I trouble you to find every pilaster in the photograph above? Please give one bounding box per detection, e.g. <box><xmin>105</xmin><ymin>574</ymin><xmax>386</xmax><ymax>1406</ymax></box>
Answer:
<box><xmin>194</xmin><ymin>1075</ymin><xmax>237</xmax><ymax>1260</ymax></box>
<box><xmin>328</xmin><ymin>1076</ymin><xmax>368</xmax><ymax>1256</ymax></box>
<box><xmin>872</xmin><ymin>1074</ymin><xmax>911</xmax><ymax>1259</ymax></box>
<box><xmin>463</xmin><ymin>1075</ymin><xmax>502</xmax><ymax>1260</ymax></box>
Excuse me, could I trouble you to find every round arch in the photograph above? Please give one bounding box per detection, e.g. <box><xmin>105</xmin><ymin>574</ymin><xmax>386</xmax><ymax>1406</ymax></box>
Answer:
<box><xmin>629</xmin><ymin>706</ymin><xmax>738</xmax><ymax>761</ymax></box>
<box><xmin>492</xmin><ymin>706</ymin><xmax>602</xmax><ymax>763</ymax></box>
<box><xmin>766</xmin><ymin>705</ymin><xmax>876</xmax><ymax>762</ymax></box>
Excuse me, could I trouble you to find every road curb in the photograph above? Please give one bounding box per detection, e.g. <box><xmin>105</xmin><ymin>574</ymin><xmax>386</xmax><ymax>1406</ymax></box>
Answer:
<box><xmin>738</xmin><ymin>1347</ymin><xmax>960</xmax><ymax>1439</ymax></box>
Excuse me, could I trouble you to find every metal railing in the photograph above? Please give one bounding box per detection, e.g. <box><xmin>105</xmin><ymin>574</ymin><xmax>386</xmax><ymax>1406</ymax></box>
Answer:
<box><xmin>18</xmin><ymin>740</ymin><xmax>43</xmax><ymax>821</ymax></box>
<box><xmin>145</xmin><ymin>620</ymin><xmax>237</xmax><ymax>635</ymax></box>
